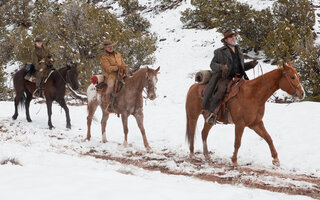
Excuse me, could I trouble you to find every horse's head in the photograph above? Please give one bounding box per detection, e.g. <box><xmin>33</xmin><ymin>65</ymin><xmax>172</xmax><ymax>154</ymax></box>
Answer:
<box><xmin>144</xmin><ymin>66</ymin><xmax>160</xmax><ymax>100</ymax></box>
<box><xmin>279</xmin><ymin>63</ymin><xmax>305</xmax><ymax>100</ymax></box>
<box><xmin>66</xmin><ymin>62</ymin><xmax>79</xmax><ymax>90</ymax></box>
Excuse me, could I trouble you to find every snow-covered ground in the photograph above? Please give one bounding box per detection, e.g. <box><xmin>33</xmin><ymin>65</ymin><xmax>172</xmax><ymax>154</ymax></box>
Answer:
<box><xmin>1</xmin><ymin>0</ymin><xmax>319</xmax><ymax>199</ymax></box>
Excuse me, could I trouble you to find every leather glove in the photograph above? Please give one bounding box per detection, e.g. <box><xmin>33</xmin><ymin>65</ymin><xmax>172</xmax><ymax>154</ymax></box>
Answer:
<box><xmin>220</xmin><ymin>65</ymin><xmax>229</xmax><ymax>79</ymax></box>
<box><xmin>251</xmin><ymin>59</ymin><xmax>258</xmax><ymax>68</ymax></box>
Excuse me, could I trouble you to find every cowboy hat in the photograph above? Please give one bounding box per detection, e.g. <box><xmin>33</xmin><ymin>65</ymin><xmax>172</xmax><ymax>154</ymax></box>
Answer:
<box><xmin>103</xmin><ymin>39</ymin><xmax>117</xmax><ymax>47</ymax></box>
<box><xmin>221</xmin><ymin>29</ymin><xmax>238</xmax><ymax>43</ymax></box>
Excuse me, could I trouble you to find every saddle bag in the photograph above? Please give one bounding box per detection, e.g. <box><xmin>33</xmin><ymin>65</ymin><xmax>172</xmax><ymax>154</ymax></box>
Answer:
<box><xmin>25</xmin><ymin>63</ymin><xmax>35</xmax><ymax>75</ymax></box>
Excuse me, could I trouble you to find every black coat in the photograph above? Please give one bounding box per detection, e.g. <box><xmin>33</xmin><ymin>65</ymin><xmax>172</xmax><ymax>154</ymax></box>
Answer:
<box><xmin>210</xmin><ymin>45</ymin><xmax>254</xmax><ymax>80</ymax></box>
<box><xmin>202</xmin><ymin>45</ymin><xmax>255</xmax><ymax>110</ymax></box>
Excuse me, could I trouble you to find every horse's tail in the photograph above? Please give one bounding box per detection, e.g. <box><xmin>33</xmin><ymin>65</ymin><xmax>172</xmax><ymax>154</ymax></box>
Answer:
<box><xmin>13</xmin><ymin>69</ymin><xmax>26</xmax><ymax>109</ymax></box>
<box><xmin>185</xmin><ymin>84</ymin><xmax>201</xmax><ymax>149</ymax></box>
<box><xmin>19</xmin><ymin>93</ymin><xmax>26</xmax><ymax>109</ymax></box>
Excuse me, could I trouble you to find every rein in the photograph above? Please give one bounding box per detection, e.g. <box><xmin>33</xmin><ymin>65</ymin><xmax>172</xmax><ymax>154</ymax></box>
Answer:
<box><xmin>259</xmin><ymin>64</ymin><xmax>278</xmax><ymax>100</ymax></box>
<box><xmin>56</xmin><ymin>67</ymin><xmax>71</xmax><ymax>87</ymax></box>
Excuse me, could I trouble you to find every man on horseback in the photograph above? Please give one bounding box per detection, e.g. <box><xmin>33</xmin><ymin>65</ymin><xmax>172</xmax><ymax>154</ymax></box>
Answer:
<box><xmin>202</xmin><ymin>29</ymin><xmax>258</xmax><ymax>125</ymax></box>
<box><xmin>100</xmin><ymin>39</ymin><xmax>129</xmax><ymax>111</ymax></box>
<box><xmin>32</xmin><ymin>37</ymin><xmax>54</xmax><ymax>97</ymax></box>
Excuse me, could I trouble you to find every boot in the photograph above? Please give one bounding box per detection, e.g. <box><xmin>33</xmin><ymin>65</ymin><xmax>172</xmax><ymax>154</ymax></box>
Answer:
<box><xmin>34</xmin><ymin>78</ymin><xmax>42</xmax><ymax>97</ymax></box>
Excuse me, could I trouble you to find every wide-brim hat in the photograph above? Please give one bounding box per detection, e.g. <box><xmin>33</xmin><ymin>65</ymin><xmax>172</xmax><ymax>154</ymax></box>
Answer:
<box><xmin>221</xmin><ymin>29</ymin><xmax>238</xmax><ymax>43</ymax></box>
<box><xmin>103</xmin><ymin>39</ymin><xmax>117</xmax><ymax>47</ymax></box>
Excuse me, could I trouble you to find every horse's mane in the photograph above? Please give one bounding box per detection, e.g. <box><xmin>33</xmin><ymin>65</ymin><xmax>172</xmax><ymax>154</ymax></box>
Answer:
<box><xmin>249</xmin><ymin>67</ymin><xmax>282</xmax><ymax>83</ymax></box>
<box><xmin>126</xmin><ymin>68</ymin><xmax>148</xmax><ymax>84</ymax></box>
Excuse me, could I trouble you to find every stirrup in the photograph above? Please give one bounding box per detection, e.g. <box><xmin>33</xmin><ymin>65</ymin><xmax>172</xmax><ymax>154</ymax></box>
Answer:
<box><xmin>33</xmin><ymin>89</ymin><xmax>40</xmax><ymax>97</ymax></box>
<box><xmin>205</xmin><ymin>113</ymin><xmax>217</xmax><ymax>125</ymax></box>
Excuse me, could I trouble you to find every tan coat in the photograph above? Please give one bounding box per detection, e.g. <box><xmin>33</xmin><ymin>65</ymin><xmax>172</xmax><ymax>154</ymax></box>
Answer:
<box><xmin>101</xmin><ymin>51</ymin><xmax>128</xmax><ymax>81</ymax></box>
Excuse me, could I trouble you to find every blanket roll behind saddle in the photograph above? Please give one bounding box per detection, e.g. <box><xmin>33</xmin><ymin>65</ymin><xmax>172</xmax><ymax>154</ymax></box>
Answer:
<box><xmin>91</xmin><ymin>74</ymin><xmax>105</xmax><ymax>85</ymax></box>
<box><xmin>195</xmin><ymin>70</ymin><xmax>214</xmax><ymax>85</ymax></box>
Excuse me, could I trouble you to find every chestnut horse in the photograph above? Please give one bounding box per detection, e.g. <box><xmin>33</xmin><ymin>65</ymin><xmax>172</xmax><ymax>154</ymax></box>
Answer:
<box><xmin>185</xmin><ymin>63</ymin><xmax>305</xmax><ymax>166</ymax></box>
<box><xmin>86</xmin><ymin>67</ymin><xmax>160</xmax><ymax>151</ymax></box>
<box><xmin>12</xmin><ymin>63</ymin><xmax>79</xmax><ymax>129</ymax></box>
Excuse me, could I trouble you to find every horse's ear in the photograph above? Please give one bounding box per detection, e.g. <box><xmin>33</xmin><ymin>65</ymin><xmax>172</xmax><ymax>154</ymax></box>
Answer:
<box><xmin>282</xmin><ymin>62</ymin><xmax>288</xmax><ymax>68</ymax></box>
<box><xmin>155</xmin><ymin>66</ymin><xmax>160</xmax><ymax>73</ymax></box>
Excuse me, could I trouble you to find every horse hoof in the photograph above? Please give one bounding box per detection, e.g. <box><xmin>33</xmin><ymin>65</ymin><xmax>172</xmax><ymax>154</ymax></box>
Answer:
<box><xmin>146</xmin><ymin>147</ymin><xmax>152</xmax><ymax>153</ymax></box>
<box><xmin>102</xmin><ymin>133</ymin><xmax>107</xmax><ymax>143</ymax></box>
<box><xmin>232</xmin><ymin>160</ymin><xmax>239</xmax><ymax>167</ymax></box>
<box><xmin>49</xmin><ymin>126</ymin><xmax>54</xmax><ymax>130</ymax></box>
<box><xmin>123</xmin><ymin>141</ymin><xmax>128</xmax><ymax>147</ymax></box>
<box><xmin>66</xmin><ymin>124</ymin><xmax>71</xmax><ymax>129</ymax></box>
<box><xmin>12</xmin><ymin>115</ymin><xmax>17</xmax><ymax>120</ymax></box>
<box><xmin>189</xmin><ymin>153</ymin><xmax>195</xmax><ymax>159</ymax></box>
<box><xmin>272</xmin><ymin>158</ymin><xmax>280</xmax><ymax>166</ymax></box>
<box><xmin>27</xmin><ymin>119</ymin><xmax>32</xmax><ymax>122</ymax></box>
<box><xmin>204</xmin><ymin>155</ymin><xmax>211</xmax><ymax>161</ymax></box>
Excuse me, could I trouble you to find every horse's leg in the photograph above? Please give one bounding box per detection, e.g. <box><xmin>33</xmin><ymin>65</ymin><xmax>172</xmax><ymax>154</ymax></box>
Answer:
<box><xmin>86</xmin><ymin>101</ymin><xmax>98</xmax><ymax>141</ymax></box>
<box><xmin>249</xmin><ymin>121</ymin><xmax>279</xmax><ymax>166</ymax></box>
<box><xmin>101</xmin><ymin>109</ymin><xmax>109</xmax><ymax>143</ymax></box>
<box><xmin>25</xmin><ymin>91</ymin><xmax>33</xmax><ymax>122</ymax></box>
<box><xmin>121</xmin><ymin>113</ymin><xmax>129</xmax><ymax>147</ymax></box>
<box><xmin>231</xmin><ymin>123</ymin><xmax>245</xmax><ymax>166</ymax></box>
<box><xmin>57</xmin><ymin>98</ymin><xmax>71</xmax><ymax>129</ymax></box>
<box><xmin>12</xmin><ymin>91</ymin><xmax>23</xmax><ymax>120</ymax></box>
<box><xmin>134</xmin><ymin>112</ymin><xmax>151</xmax><ymax>152</ymax></box>
<box><xmin>201</xmin><ymin>120</ymin><xmax>213</xmax><ymax>160</ymax></box>
<box><xmin>46</xmin><ymin>99</ymin><xmax>54</xmax><ymax>129</ymax></box>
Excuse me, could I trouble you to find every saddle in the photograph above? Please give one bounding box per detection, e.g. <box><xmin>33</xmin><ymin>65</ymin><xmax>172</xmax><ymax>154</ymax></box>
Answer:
<box><xmin>91</xmin><ymin>71</ymin><xmax>126</xmax><ymax>114</ymax></box>
<box><xmin>199</xmin><ymin>77</ymin><xmax>245</xmax><ymax>124</ymax></box>
<box><xmin>24</xmin><ymin>63</ymin><xmax>54</xmax><ymax>84</ymax></box>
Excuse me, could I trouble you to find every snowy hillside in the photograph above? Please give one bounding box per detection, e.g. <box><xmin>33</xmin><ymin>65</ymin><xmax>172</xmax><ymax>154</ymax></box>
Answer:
<box><xmin>1</xmin><ymin>0</ymin><xmax>320</xmax><ymax>200</ymax></box>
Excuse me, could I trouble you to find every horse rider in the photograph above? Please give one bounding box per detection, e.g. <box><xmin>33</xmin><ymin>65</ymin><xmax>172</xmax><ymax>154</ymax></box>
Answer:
<box><xmin>100</xmin><ymin>39</ymin><xmax>129</xmax><ymax>111</ymax></box>
<box><xmin>202</xmin><ymin>29</ymin><xmax>258</xmax><ymax>125</ymax></box>
<box><xmin>32</xmin><ymin>37</ymin><xmax>54</xmax><ymax>97</ymax></box>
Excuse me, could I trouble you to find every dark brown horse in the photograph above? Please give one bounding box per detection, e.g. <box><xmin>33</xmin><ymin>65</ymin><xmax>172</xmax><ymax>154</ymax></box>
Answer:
<box><xmin>86</xmin><ymin>67</ymin><xmax>160</xmax><ymax>151</ymax></box>
<box><xmin>12</xmin><ymin>63</ymin><xmax>79</xmax><ymax>129</ymax></box>
<box><xmin>185</xmin><ymin>63</ymin><xmax>305</xmax><ymax>166</ymax></box>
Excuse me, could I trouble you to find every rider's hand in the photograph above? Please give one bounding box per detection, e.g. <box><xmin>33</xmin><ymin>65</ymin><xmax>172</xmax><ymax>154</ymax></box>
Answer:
<box><xmin>220</xmin><ymin>65</ymin><xmax>229</xmax><ymax>79</ymax></box>
<box><xmin>39</xmin><ymin>68</ymin><xmax>44</xmax><ymax>72</ymax></box>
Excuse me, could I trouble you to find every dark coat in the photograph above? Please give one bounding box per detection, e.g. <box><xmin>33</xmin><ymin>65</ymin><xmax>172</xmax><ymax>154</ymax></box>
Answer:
<box><xmin>32</xmin><ymin>45</ymin><xmax>52</xmax><ymax>78</ymax></box>
<box><xmin>210</xmin><ymin>45</ymin><xmax>254</xmax><ymax>80</ymax></box>
<box><xmin>202</xmin><ymin>45</ymin><xmax>255</xmax><ymax>110</ymax></box>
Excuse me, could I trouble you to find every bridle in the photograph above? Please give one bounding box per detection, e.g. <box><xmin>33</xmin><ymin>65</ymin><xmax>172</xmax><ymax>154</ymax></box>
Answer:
<box><xmin>282</xmin><ymin>69</ymin><xmax>300</xmax><ymax>96</ymax></box>
<box><xmin>143</xmin><ymin>72</ymin><xmax>157</xmax><ymax>99</ymax></box>
<box><xmin>259</xmin><ymin>63</ymin><xmax>300</xmax><ymax>99</ymax></box>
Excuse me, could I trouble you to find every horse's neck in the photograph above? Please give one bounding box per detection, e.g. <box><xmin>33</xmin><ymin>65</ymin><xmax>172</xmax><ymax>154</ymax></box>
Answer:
<box><xmin>52</xmin><ymin>68</ymin><xmax>67</xmax><ymax>86</ymax></box>
<box><xmin>121</xmin><ymin>71</ymin><xmax>145</xmax><ymax>96</ymax></box>
<box><xmin>248</xmin><ymin>68</ymin><xmax>282</xmax><ymax>104</ymax></box>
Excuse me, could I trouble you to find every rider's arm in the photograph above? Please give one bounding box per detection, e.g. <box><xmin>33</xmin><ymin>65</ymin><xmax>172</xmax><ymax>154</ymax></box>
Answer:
<box><xmin>210</xmin><ymin>50</ymin><xmax>224</xmax><ymax>73</ymax></box>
